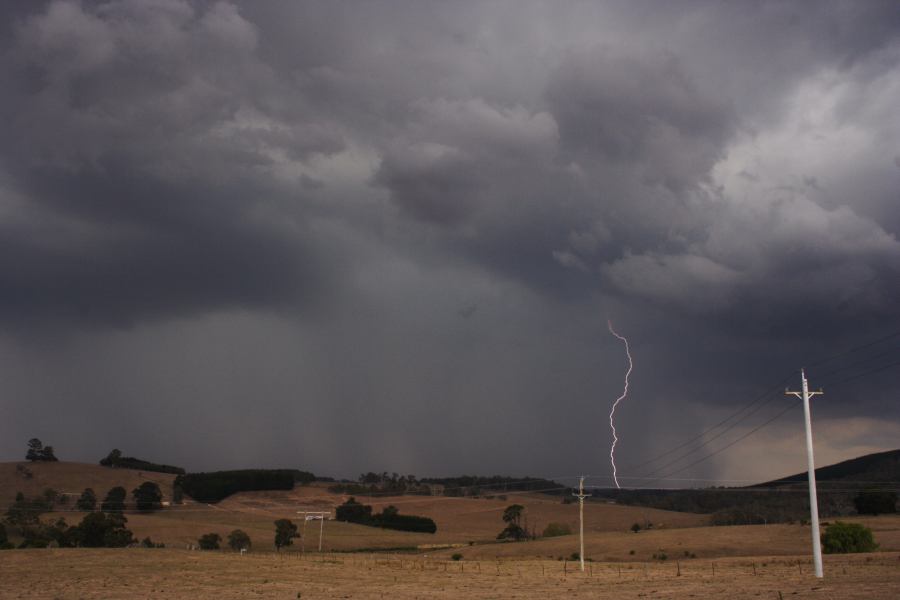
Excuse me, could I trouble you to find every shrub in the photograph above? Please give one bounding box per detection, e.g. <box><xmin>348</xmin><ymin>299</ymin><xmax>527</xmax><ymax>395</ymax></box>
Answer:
<box><xmin>821</xmin><ymin>522</ymin><xmax>878</xmax><ymax>554</ymax></box>
<box><xmin>630</xmin><ymin>523</ymin><xmax>641</xmax><ymax>533</ymax></box>
<box><xmin>570</xmin><ymin>552</ymin><xmax>580</xmax><ymax>561</ymax></box>
<box><xmin>198</xmin><ymin>533</ymin><xmax>221</xmax><ymax>550</ymax></box>
<box><xmin>451</xmin><ymin>553</ymin><xmax>463</xmax><ymax>561</ymax></box>
<box><xmin>542</xmin><ymin>522</ymin><xmax>572</xmax><ymax>538</ymax></box>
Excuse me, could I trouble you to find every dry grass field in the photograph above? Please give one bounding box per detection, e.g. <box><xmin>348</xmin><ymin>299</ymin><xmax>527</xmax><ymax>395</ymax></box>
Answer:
<box><xmin>2</xmin><ymin>548</ymin><xmax>899</xmax><ymax>599</ymax></box>
<box><xmin>4</xmin><ymin>461</ymin><xmax>900</xmax><ymax>597</ymax></box>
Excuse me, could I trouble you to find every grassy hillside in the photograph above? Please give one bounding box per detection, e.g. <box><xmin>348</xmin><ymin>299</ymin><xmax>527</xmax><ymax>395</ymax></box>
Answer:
<box><xmin>0</xmin><ymin>461</ymin><xmax>177</xmax><ymax>507</ymax></box>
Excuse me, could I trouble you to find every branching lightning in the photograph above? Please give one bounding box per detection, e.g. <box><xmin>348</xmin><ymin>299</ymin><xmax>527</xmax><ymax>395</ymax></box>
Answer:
<box><xmin>608</xmin><ymin>320</ymin><xmax>633</xmax><ymax>489</ymax></box>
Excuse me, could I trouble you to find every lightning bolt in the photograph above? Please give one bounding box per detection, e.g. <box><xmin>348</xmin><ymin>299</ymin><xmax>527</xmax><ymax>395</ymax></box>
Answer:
<box><xmin>608</xmin><ymin>320</ymin><xmax>633</xmax><ymax>489</ymax></box>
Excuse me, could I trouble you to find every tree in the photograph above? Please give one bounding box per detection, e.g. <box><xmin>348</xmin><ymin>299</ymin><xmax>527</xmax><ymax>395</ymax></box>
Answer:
<box><xmin>100</xmin><ymin>449</ymin><xmax>122</xmax><ymax>467</ymax></box>
<box><xmin>198</xmin><ymin>533</ymin><xmax>221</xmax><ymax>550</ymax></box>
<box><xmin>335</xmin><ymin>497</ymin><xmax>373</xmax><ymax>524</ymax></box>
<box><xmin>40</xmin><ymin>446</ymin><xmax>58</xmax><ymax>462</ymax></box>
<box><xmin>822</xmin><ymin>521</ymin><xmax>878</xmax><ymax>554</ymax></box>
<box><xmin>26</xmin><ymin>438</ymin><xmax>43</xmax><ymax>462</ymax></box>
<box><xmin>502</xmin><ymin>504</ymin><xmax>524</xmax><ymax>526</ymax></box>
<box><xmin>497</xmin><ymin>504</ymin><xmax>527</xmax><ymax>541</ymax></box>
<box><xmin>4</xmin><ymin>492</ymin><xmax>47</xmax><ymax>527</ymax></box>
<box><xmin>76</xmin><ymin>488</ymin><xmax>97</xmax><ymax>512</ymax></box>
<box><xmin>132</xmin><ymin>482</ymin><xmax>162</xmax><ymax>512</ymax></box>
<box><xmin>73</xmin><ymin>512</ymin><xmax>133</xmax><ymax>548</ymax></box>
<box><xmin>101</xmin><ymin>487</ymin><xmax>127</xmax><ymax>512</ymax></box>
<box><xmin>25</xmin><ymin>439</ymin><xmax>58</xmax><ymax>462</ymax></box>
<box><xmin>274</xmin><ymin>519</ymin><xmax>299</xmax><ymax>550</ymax></box>
<box><xmin>228</xmin><ymin>529</ymin><xmax>251</xmax><ymax>551</ymax></box>
<box><xmin>854</xmin><ymin>490</ymin><xmax>897</xmax><ymax>516</ymax></box>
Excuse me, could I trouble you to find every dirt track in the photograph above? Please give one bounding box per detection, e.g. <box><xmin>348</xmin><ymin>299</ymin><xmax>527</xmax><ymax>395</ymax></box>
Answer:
<box><xmin>3</xmin><ymin>548</ymin><xmax>899</xmax><ymax>599</ymax></box>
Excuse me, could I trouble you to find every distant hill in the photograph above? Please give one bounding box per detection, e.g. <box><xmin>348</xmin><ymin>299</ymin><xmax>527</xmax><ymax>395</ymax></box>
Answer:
<box><xmin>592</xmin><ymin>449</ymin><xmax>900</xmax><ymax>524</ymax></box>
<box><xmin>757</xmin><ymin>449</ymin><xmax>900</xmax><ymax>488</ymax></box>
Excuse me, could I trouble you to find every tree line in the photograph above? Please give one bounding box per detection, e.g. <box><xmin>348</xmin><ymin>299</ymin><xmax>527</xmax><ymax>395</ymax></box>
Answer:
<box><xmin>335</xmin><ymin>497</ymin><xmax>437</xmax><ymax>533</ymax></box>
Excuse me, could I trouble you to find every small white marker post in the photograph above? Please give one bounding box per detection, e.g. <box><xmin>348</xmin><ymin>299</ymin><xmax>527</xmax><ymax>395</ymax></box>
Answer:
<box><xmin>786</xmin><ymin>369</ymin><xmax>824</xmax><ymax>578</ymax></box>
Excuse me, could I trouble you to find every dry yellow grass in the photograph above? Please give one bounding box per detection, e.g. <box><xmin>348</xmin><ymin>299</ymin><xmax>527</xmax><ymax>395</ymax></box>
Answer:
<box><xmin>1</xmin><ymin>548</ymin><xmax>898</xmax><ymax>599</ymax></box>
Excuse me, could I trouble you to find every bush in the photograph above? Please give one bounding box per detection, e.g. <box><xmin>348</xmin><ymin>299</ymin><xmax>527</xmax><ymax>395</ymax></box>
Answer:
<box><xmin>198</xmin><ymin>533</ymin><xmax>221</xmax><ymax>550</ymax></box>
<box><xmin>542</xmin><ymin>522</ymin><xmax>572</xmax><ymax>538</ymax></box>
<box><xmin>821</xmin><ymin>522</ymin><xmax>878</xmax><ymax>554</ymax></box>
<box><xmin>451</xmin><ymin>553</ymin><xmax>463</xmax><ymax>561</ymax></box>
<box><xmin>630</xmin><ymin>523</ymin><xmax>641</xmax><ymax>533</ymax></box>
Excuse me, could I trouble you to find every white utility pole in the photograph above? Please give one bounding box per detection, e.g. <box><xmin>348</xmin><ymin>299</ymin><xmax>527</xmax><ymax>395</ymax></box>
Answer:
<box><xmin>573</xmin><ymin>476</ymin><xmax>588</xmax><ymax>572</ymax></box>
<box><xmin>298</xmin><ymin>511</ymin><xmax>329</xmax><ymax>554</ymax></box>
<box><xmin>786</xmin><ymin>369</ymin><xmax>824</xmax><ymax>578</ymax></box>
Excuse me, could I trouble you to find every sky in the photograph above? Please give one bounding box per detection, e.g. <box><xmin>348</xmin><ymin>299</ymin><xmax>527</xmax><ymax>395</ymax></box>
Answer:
<box><xmin>1</xmin><ymin>0</ymin><xmax>898</xmax><ymax>487</ymax></box>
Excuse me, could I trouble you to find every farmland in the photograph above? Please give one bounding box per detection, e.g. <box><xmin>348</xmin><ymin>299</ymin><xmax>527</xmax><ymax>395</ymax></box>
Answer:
<box><xmin>3</xmin><ymin>461</ymin><xmax>900</xmax><ymax>598</ymax></box>
<box><xmin>2</xmin><ymin>548</ymin><xmax>899</xmax><ymax>599</ymax></box>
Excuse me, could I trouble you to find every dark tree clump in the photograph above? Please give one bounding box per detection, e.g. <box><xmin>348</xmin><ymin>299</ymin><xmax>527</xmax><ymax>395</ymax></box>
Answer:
<box><xmin>76</xmin><ymin>488</ymin><xmax>97</xmax><ymax>512</ymax></box>
<box><xmin>72</xmin><ymin>512</ymin><xmax>133</xmax><ymax>547</ymax></box>
<box><xmin>198</xmin><ymin>533</ymin><xmax>221</xmax><ymax>550</ymax></box>
<box><xmin>101</xmin><ymin>487</ymin><xmax>127</xmax><ymax>513</ymax></box>
<box><xmin>132</xmin><ymin>482</ymin><xmax>163</xmax><ymax>512</ymax></box>
<box><xmin>854</xmin><ymin>490</ymin><xmax>897</xmax><ymax>516</ymax></box>
<box><xmin>334</xmin><ymin>498</ymin><xmax>436</xmax><ymax>533</ymax></box>
<box><xmin>25</xmin><ymin>438</ymin><xmax>58</xmax><ymax>462</ymax></box>
<box><xmin>100</xmin><ymin>449</ymin><xmax>185</xmax><ymax>474</ymax></box>
<box><xmin>174</xmin><ymin>470</ymin><xmax>297</xmax><ymax>503</ymax></box>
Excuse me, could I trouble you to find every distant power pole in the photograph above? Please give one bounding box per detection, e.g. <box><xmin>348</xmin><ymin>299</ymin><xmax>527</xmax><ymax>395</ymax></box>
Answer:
<box><xmin>573</xmin><ymin>476</ymin><xmax>588</xmax><ymax>572</ymax></box>
<box><xmin>786</xmin><ymin>369</ymin><xmax>824</xmax><ymax>579</ymax></box>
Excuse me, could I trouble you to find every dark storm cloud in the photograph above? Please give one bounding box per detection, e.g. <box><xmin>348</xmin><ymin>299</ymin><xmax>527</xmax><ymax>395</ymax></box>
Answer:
<box><xmin>0</xmin><ymin>0</ymin><xmax>345</xmax><ymax>328</ymax></box>
<box><xmin>1</xmin><ymin>0</ymin><xmax>898</xmax><ymax>481</ymax></box>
